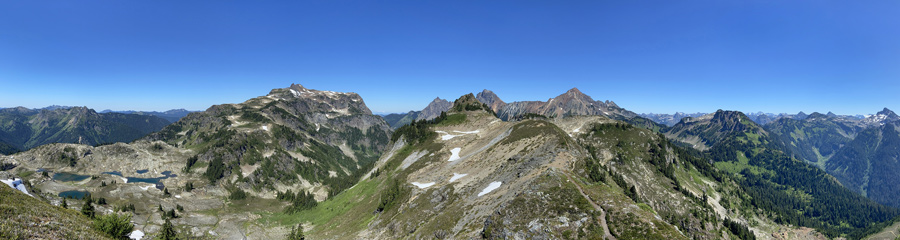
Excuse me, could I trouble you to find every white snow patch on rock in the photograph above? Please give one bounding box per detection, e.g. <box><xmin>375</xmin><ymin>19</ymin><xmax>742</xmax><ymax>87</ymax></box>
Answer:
<box><xmin>437</xmin><ymin>130</ymin><xmax>479</xmax><ymax>140</ymax></box>
<box><xmin>128</xmin><ymin>230</ymin><xmax>144</xmax><ymax>240</ymax></box>
<box><xmin>262</xmin><ymin>125</ymin><xmax>268</xmax><ymax>131</ymax></box>
<box><xmin>478</xmin><ymin>181</ymin><xmax>502</xmax><ymax>197</ymax></box>
<box><xmin>140</xmin><ymin>185</ymin><xmax>153</xmax><ymax>191</ymax></box>
<box><xmin>453</xmin><ymin>130</ymin><xmax>480</xmax><ymax>134</ymax></box>
<box><xmin>121</xmin><ymin>177</ymin><xmax>128</xmax><ymax>183</ymax></box>
<box><xmin>411</xmin><ymin>182</ymin><xmax>435</xmax><ymax>189</ymax></box>
<box><xmin>447</xmin><ymin>148</ymin><xmax>462</xmax><ymax>161</ymax></box>
<box><xmin>1</xmin><ymin>178</ymin><xmax>31</xmax><ymax>196</ymax></box>
<box><xmin>449</xmin><ymin>173</ymin><xmax>468</xmax><ymax>183</ymax></box>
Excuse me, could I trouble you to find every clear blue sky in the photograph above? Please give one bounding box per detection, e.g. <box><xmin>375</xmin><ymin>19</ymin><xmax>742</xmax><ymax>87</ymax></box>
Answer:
<box><xmin>1</xmin><ymin>1</ymin><xmax>898</xmax><ymax>115</ymax></box>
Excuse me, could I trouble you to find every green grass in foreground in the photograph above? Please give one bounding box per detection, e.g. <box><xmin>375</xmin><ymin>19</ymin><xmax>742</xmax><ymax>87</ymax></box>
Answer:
<box><xmin>0</xmin><ymin>184</ymin><xmax>113</xmax><ymax>240</ymax></box>
<box><xmin>258</xmin><ymin>178</ymin><xmax>381</xmax><ymax>235</ymax></box>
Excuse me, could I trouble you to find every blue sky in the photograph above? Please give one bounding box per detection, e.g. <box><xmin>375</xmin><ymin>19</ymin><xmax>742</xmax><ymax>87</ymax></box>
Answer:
<box><xmin>1</xmin><ymin>1</ymin><xmax>898</xmax><ymax>115</ymax></box>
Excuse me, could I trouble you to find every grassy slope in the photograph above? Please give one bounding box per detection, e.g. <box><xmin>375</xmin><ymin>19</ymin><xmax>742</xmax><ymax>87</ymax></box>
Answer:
<box><xmin>0</xmin><ymin>184</ymin><xmax>113</xmax><ymax>240</ymax></box>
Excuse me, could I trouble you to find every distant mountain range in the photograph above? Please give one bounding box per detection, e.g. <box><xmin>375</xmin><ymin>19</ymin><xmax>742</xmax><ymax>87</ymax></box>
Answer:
<box><xmin>383</xmin><ymin>88</ymin><xmax>638</xmax><ymax>128</ymax></box>
<box><xmin>639</xmin><ymin>112</ymin><xmax>707</xmax><ymax>126</ymax></box>
<box><xmin>0</xmin><ymin>106</ymin><xmax>171</xmax><ymax>154</ymax></box>
<box><xmin>100</xmin><ymin>109</ymin><xmax>195</xmax><ymax>122</ymax></box>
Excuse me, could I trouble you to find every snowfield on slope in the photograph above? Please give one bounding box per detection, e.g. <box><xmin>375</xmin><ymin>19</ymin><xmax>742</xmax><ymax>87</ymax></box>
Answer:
<box><xmin>436</xmin><ymin>130</ymin><xmax>480</xmax><ymax>140</ymax></box>
<box><xmin>411</xmin><ymin>182</ymin><xmax>436</xmax><ymax>189</ymax></box>
<box><xmin>449</xmin><ymin>173</ymin><xmax>468</xmax><ymax>182</ymax></box>
<box><xmin>478</xmin><ymin>181</ymin><xmax>502</xmax><ymax>197</ymax></box>
<box><xmin>447</xmin><ymin>148</ymin><xmax>462</xmax><ymax>161</ymax></box>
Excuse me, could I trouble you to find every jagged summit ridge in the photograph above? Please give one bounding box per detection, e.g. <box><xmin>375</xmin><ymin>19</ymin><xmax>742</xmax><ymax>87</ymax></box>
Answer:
<box><xmin>491</xmin><ymin>87</ymin><xmax>637</xmax><ymax>120</ymax></box>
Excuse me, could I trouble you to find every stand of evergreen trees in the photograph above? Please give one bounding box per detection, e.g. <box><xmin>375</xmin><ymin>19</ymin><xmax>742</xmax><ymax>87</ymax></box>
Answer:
<box><xmin>278</xmin><ymin>190</ymin><xmax>318</xmax><ymax>214</ymax></box>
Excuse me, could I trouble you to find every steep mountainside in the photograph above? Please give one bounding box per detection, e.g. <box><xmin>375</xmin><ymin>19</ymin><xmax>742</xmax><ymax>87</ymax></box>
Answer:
<box><xmin>764</xmin><ymin>112</ymin><xmax>862</xmax><ymax>168</ymax></box>
<box><xmin>102</xmin><ymin>109</ymin><xmax>194</xmax><ymax>122</ymax></box>
<box><xmin>762</xmin><ymin>108</ymin><xmax>900</xmax><ymax>208</ymax></box>
<box><xmin>145</xmin><ymin>83</ymin><xmax>391</xmax><ymax>194</ymax></box>
<box><xmin>826</xmin><ymin>121</ymin><xmax>900</xmax><ymax>207</ymax></box>
<box><xmin>667</xmin><ymin>110</ymin><xmax>900</xmax><ymax>238</ymax></box>
<box><xmin>0</xmin><ymin>140</ymin><xmax>17</xmax><ymax>155</ymax></box>
<box><xmin>640</xmin><ymin>112</ymin><xmax>707</xmax><ymax>126</ymax></box>
<box><xmin>0</xmin><ymin>107</ymin><xmax>171</xmax><ymax>151</ymax></box>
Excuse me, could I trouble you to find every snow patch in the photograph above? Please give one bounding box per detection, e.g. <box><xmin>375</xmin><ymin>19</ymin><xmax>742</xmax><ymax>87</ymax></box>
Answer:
<box><xmin>478</xmin><ymin>181</ymin><xmax>502</xmax><ymax>197</ymax></box>
<box><xmin>262</xmin><ymin>125</ymin><xmax>268</xmax><ymax>131</ymax></box>
<box><xmin>175</xmin><ymin>195</ymin><xmax>182</xmax><ymax>199</ymax></box>
<box><xmin>128</xmin><ymin>230</ymin><xmax>145</xmax><ymax>240</ymax></box>
<box><xmin>140</xmin><ymin>185</ymin><xmax>153</xmax><ymax>191</ymax></box>
<box><xmin>411</xmin><ymin>182</ymin><xmax>435</xmax><ymax>189</ymax></box>
<box><xmin>449</xmin><ymin>173</ymin><xmax>468</xmax><ymax>183</ymax></box>
<box><xmin>121</xmin><ymin>177</ymin><xmax>128</xmax><ymax>183</ymax></box>
<box><xmin>453</xmin><ymin>130</ymin><xmax>480</xmax><ymax>134</ymax></box>
<box><xmin>447</xmin><ymin>148</ymin><xmax>462</xmax><ymax>161</ymax></box>
<box><xmin>289</xmin><ymin>89</ymin><xmax>301</xmax><ymax>97</ymax></box>
<box><xmin>436</xmin><ymin>130</ymin><xmax>479</xmax><ymax>140</ymax></box>
<box><xmin>1</xmin><ymin>178</ymin><xmax>31</xmax><ymax>196</ymax></box>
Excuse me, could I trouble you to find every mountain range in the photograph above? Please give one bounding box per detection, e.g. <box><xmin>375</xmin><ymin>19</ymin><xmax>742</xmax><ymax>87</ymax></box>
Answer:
<box><xmin>100</xmin><ymin>109</ymin><xmax>195</xmax><ymax>123</ymax></box>
<box><xmin>0</xmin><ymin>106</ymin><xmax>171</xmax><ymax>154</ymax></box>
<box><xmin>3</xmin><ymin>84</ymin><xmax>900</xmax><ymax>239</ymax></box>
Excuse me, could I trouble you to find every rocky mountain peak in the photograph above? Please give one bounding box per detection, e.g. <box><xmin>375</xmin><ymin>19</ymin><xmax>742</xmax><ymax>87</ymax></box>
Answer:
<box><xmin>289</xmin><ymin>83</ymin><xmax>308</xmax><ymax>91</ymax></box>
<box><xmin>710</xmin><ymin>110</ymin><xmax>752</xmax><ymax>126</ymax></box>
<box><xmin>475</xmin><ymin>89</ymin><xmax>506</xmax><ymax>113</ymax></box>
<box><xmin>878</xmin><ymin>108</ymin><xmax>897</xmax><ymax>118</ymax></box>
<box><xmin>557</xmin><ymin>87</ymin><xmax>591</xmax><ymax>101</ymax></box>
<box><xmin>417</xmin><ymin>97</ymin><xmax>452</xmax><ymax>121</ymax></box>
<box><xmin>453</xmin><ymin>93</ymin><xmax>479</xmax><ymax>106</ymax></box>
<box><xmin>862</xmin><ymin>108</ymin><xmax>900</xmax><ymax>126</ymax></box>
<box><xmin>566</xmin><ymin>87</ymin><xmax>582</xmax><ymax>94</ymax></box>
